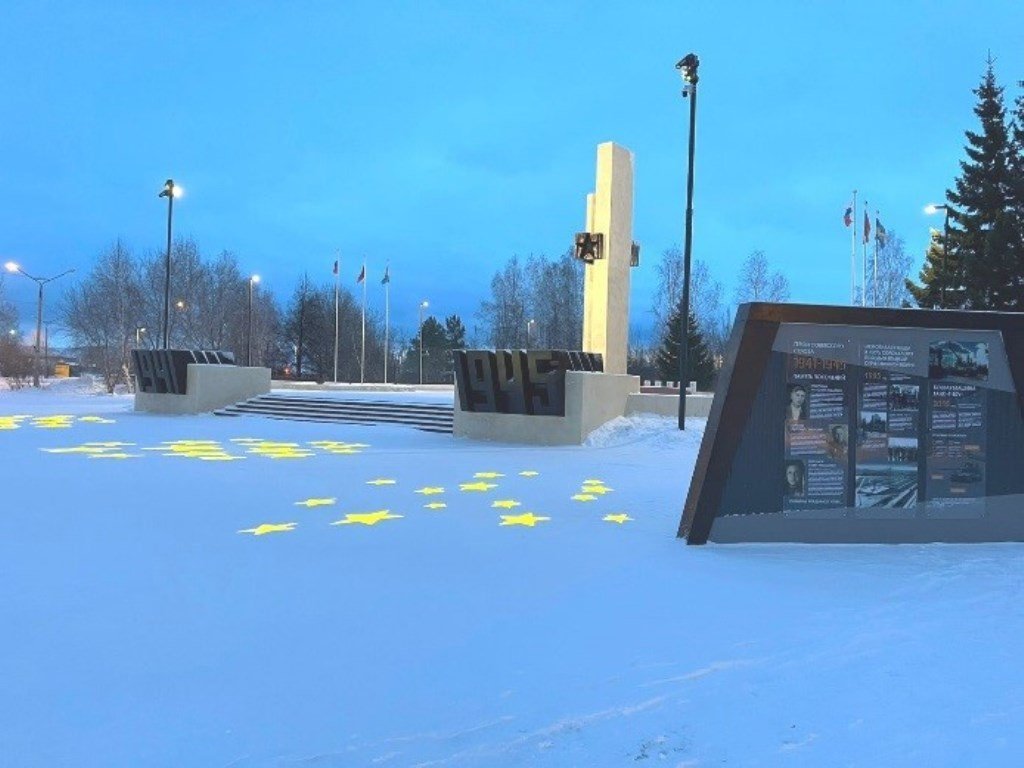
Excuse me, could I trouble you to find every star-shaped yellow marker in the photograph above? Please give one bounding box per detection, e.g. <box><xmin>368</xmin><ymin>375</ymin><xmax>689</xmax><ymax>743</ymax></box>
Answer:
<box><xmin>87</xmin><ymin>453</ymin><xmax>140</xmax><ymax>459</ymax></box>
<box><xmin>583</xmin><ymin>478</ymin><xmax>605</xmax><ymax>485</ymax></box>
<box><xmin>459</xmin><ymin>481</ymin><xmax>497</xmax><ymax>492</ymax></box>
<box><xmin>331</xmin><ymin>510</ymin><xmax>403</xmax><ymax>526</ymax></box>
<box><xmin>415</xmin><ymin>486</ymin><xmax>445</xmax><ymax>495</ymax></box>
<box><xmin>519</xmin><ymin>470</ymin><xmax>540</xmax><ymax>477</ymax></box>
<box><xmin>499</xmin><ymin>512</ymin><xmax>550</xmax><ymax>527</ymax></box>
<box><xmin>581</xmin><ymin>485</ymin><xmax>613</xmax><ymax>495</ymax></box>
<box><xmin>367</xmin><ymin>478</ymin><xmax>397</xmax><ymax>486</ymax></box>
<box><xmin>238</xmin><ymin>522</ymin><xmax>297</xmax><ymax>536</ymax></box>
<box><xmin>572</xmin><ymin>493</ymin><xmax>597</xmax><ymax>502</ymax></box>
<box><xmin>294</xmin><ymin>497</ymin><xmax>336</xmax><ymax>507</ymax></box>
<box><xmin>474</xmin><ymin>471</ymin><xmax>505</xmax><ymax>479</ymax></box>
<box><xmin>603</xmin><ymin>514</ymin><xmax>633</xmax><ymax>524</ymax></box>
<box><xmin>424</xmin><ymin>502</ymin><xmax>447</xmax><ymax>510</ymax></box>
<box><xmin>492</xmin><ymin>499</ymin><xmax>521</xmax><ymax>509</ymax></box>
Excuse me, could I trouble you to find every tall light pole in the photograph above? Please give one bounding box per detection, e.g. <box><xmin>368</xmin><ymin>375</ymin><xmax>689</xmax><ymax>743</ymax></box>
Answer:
<box><xmin>158</xmin><ymin>179</ymin><xmax>183</xmax><ymax>349</ymax></box>
<box><xmin>4</xmin><ymin>262</ymin><xmax>75</xmax><ymax>387</ymax></box>
<box><xmin>925</xmin><ymin>203</ymin><xmax>952</xmax><ymax>309</ymax></box>
<box><xmin>247</xmin><ymin>274</ymin><xmax>260</xmax><ymax>366</ymax></box>
<box><xmin>526</xmin><ymin>318</ymin><xmax>535</xmax><ymax>348</ymax></box>
<box><xmin>419</xmin><ymin>300</ymin><xmax>429</xmax><ymax>385</ymax></box>
<box><xmin>136</xmin><ymin>326</ymin><xmax>146</xmax><ymax>347</ymax></box>
<box><xmin>675</xmin><ymin>53</ymin><xmax>699</xmax><ymax>430</ymax></box>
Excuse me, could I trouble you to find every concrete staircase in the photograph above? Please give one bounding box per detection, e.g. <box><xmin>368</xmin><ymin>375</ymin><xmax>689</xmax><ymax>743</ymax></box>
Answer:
<box><xmin>213</xmin><ymin>393</ymin><xmax>454</xmax><ymax>434</ymax></box>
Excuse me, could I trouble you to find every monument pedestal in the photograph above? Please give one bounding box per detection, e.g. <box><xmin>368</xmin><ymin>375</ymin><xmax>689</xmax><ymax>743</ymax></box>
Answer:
<box><xmin>454</xmin><ymin>371</ymin><xmax>639</xmax><ymax>445</ymax></box>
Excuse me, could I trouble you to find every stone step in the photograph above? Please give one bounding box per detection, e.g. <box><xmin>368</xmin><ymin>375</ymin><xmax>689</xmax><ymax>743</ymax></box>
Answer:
<box><xmin>213</xmin><ymin>394</ymin><xmax>454</xmax><ymax>434</ymax></box>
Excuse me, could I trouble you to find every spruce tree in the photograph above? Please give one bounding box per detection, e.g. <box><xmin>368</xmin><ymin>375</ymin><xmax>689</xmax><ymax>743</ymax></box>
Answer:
<box><xmin>656</xmin><ymin>303</ymin><xmax>715</xmax><ymax>390</ymax></box>
<box><xmin>946</xmin><ymin>58</ymin><xmax>1015</xmax><ymax>309</ymax></box>
<box><xmin>907</xmin><ymin>229</ymin><xmax>963</xmax><ymax>309</ymax></box>
<box><xmin>1008</xmin><ymin>82</ymin><xmax>1024</xmax><ymax>294</ymax></box>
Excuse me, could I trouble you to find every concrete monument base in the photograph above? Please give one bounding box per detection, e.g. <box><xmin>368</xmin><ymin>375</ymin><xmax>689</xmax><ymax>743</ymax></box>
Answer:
<box><xmin>454</xmin><ymin>371</ymin><xmax>640</xmax><ymax>445</ymax></box>
<box><xmin>135</xmin><ymin>364</ymin><xmax>271</xmax><ymax>415</ymax></box>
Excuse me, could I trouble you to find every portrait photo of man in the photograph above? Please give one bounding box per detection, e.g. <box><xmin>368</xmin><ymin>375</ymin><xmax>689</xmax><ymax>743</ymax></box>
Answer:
<box><xmin>786</xmin><ymin>384</ymin><xmax>809</xmax><ymax>421</ymax></box>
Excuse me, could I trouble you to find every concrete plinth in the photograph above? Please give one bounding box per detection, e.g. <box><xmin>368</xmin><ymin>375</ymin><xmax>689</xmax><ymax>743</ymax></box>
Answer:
<box><xmin>135</xmin><ymin>364</ymin><xmax>271</xmax><ymax>415</ymax></box>
<box><xmin>454</xmin><ymin>371</ymin><xmax>639</xmax><ymax>445</ymax></box>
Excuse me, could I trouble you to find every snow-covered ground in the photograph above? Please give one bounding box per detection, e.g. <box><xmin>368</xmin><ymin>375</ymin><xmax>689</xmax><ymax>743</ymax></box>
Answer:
<box><xmin>2</xmin><ymin>377</ymin><xmax>1023</xmax><ymax>767</ymax></box>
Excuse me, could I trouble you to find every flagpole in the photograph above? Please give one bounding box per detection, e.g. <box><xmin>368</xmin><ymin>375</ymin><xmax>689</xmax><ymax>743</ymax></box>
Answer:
<box><xmin>333</xmin><ymin>250</ymin><xmax>340</xmax><ymax>383</ymax></box>
<box><xmin>360</xmin><ymin>259</ymin><xmax>367</xmax><ymax>384</ymax></box>
<box><xmin>862</xmin><ymin>199</ymin><xmax>868</xmax><ymax>307</ymax></box>
<box><xmin>873</xmin><ymin>208</ymin><xmax>880</xmax><ymax>307</ymax></box>
<box><xmin>850</xmin><ymin>189</ymin><xmax>857</xmax><ymax>304</ymax></box>
<box><xmin>383</xmin><ymin>263</ymin><xmax>390</xmax><ymax>385</ymax></box>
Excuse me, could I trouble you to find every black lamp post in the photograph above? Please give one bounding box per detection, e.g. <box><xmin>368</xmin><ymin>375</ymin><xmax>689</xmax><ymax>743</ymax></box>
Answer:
<box><xmin>676</xmin><ymin>53</ymin><xmax>699</xmax><ymax>430</ymax></box>
<box><xmin>4</xmin><ymin>261</ymin><xmax>74</xmax><ymax>387</ymax></box>
<box><xmin>158</xmin><ymin>179</ymin><xmax>181</xmax><ymax>349</ymax></box>
<box><xmin>247</xmin><ymin>274</ymin><xmax>260</xmax><ymax>366</ymax></box>
<box><xmin>419</xmin><ymin>300</ymin><xmax>429</xmax><ymax>385</ymax></box>
<box><xmin>925</xmin><ymin>203</ymin><xmax>952</xmax><ymax>309</ymax></box>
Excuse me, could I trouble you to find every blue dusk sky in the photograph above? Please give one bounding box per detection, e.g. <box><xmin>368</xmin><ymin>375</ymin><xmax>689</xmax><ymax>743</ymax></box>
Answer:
<box><xmin>1</xmin><ymin>1</ymin><xmax>1022</xmax><ymax>340</ymax></box>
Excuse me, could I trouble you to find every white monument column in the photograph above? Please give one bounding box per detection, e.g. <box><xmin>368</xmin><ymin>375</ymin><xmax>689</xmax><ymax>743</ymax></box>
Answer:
<box><xmin>582</xmin><ymin>142</ymin><xmax>634</xmax><ymax>375</ymax></box>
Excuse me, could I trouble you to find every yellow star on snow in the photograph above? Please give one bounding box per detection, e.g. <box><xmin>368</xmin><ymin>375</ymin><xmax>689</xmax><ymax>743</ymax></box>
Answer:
<box><xmin>582</xmin><ymin>485</ymin><xmax>613</xmax><ymax>495</ymax></box>
<box><xmin>474</xmin><ymin>471</ymin><xmax>505</xmax><ymax>479</ymax></box>
<box><xmin>603</xmin><ymin>513</ymin><xmax>633</xmax><ymax>524</ymax></box>
<box><xmin>238</xmin><ymin>522</ymin><xmax>297</xmax><ymax>536</ymax></box>
<box><xmin>492</xmin><ymin>499</ymin><xmax>521</xmax><ymax>509</ymax></box>
<box><xmin>87</xmin><ymin>453</ymin><xmax>140</xmax><ymax>459</ymax></box>
<box><xmin>424</xmin><ymin>502</ymin><xmax>447</xmax><ymax>510</ymax></box>
<box><xmin>499</xmin><ymin>512</ymin><xmax>550</xmax><ymax>527</ymax></box>
<box><xmin>572</xmin><ymin>493</ymin><xmax>597</xmax><ymax>502</ymax></box>
<box><xmin>583</xmin><ymin>478</ymin><xmax>606</xmax><ymax>485</ymax></box>
<box><xmin>331</xmin><ymin>510</ymin><xmax>403</xmax><ymax>526</ymax></box>
<box><xmin>459</xmin><ymin>481</ymin><xmax>497</xmax><ymax>492</ymax></box>
<box><xmin>294</xmin><ymin>497</ymin><xmax>336</xmax><ymax>507</ymax></box>
<box><xmin>415</xmin><ymin>486</ymin><xmax>445</xmax><ymax>495</ymax></box>
<box><xmin>366</xmin><ymin>478</ymin><xmax>397</xmax><ymax>486</ymax></box>
<box><xmin>519</xmin><ymin>470</ymin><xmax>540</xmax><ymax>477</ymax></box>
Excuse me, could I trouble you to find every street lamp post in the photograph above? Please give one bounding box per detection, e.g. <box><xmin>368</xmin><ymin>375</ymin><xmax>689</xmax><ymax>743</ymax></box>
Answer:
<box><xmin>158</xmin><ymin>179</ymin><xmax>183</xmax><ymax>349</ymax></box>
<box><xmin>4</xmin><ymin>262</ymin><xmax>75</xmax><ymax>387</ymax></box>
<box><xmin>925</xmin><ymin>203</ymin><xmax>952</xmax><ymax>309</ymax></box>
<box><xmin>419</xmin><ymin>300</ymin><xmax>429</xmax><ymax>385</ymax></box>
<box><xmin>526</xmin><ymin>318</ymin><xmax>535</xmax><ymax>348</ymax></box>
<box><xmin>675</xmin><ymin>53</ymin><xmax>700</xmax><ymax>431</ymax></box>
<box><xmin>247</xmin><ymin>274</ymin><xmax>260</xmax><ymax>366</ymax></box>
<box><xmin>136</xmin><ymin>326</ymin><xmax>146</xmax><ymax>347</ymax></box>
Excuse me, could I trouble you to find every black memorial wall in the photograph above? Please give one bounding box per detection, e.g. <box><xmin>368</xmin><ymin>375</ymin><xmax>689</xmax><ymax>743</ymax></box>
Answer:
<box><xmin>454</xmin><ymin>350</ymin><xmax>603</xmax><ymax>416</ymax></box>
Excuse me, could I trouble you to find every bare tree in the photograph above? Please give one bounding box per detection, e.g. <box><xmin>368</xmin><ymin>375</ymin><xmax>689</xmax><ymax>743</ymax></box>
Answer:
<box><xmin>735</xmin><ymin>250</ymin><xmax>790</xmax><ymax>304</ymax></box>
<box><xmin>872</xmin><ymin>232</ymin><xmax>914</xmax><ymax>308</ymax></box>
<box><xmin>60</xmin><ymin>240</ymin><xmax>145</xmax><ymax>393</ymax></box>
<box><xmin>477</xmin><ymin>256</ymin><xmax>529</xmax><ymax>348</ymax></box>
<box><xmin>525</xmin><ymin>251</ymin><xmax>583</xmax><ymax>349</ymax></box>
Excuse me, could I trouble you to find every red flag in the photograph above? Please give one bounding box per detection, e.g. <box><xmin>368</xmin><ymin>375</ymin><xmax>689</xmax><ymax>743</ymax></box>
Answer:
<box><xmin>332</xmin><ymin>260</ymin><xmax>338</xmax><ymax>275</ymax></box>
<box><xmin>356</xmin><ymin>265</ymin><xmax>365</xmax><ymax>284</ymax></box>
<box><xmin>843</xmin><ymin>205</ymin><xmax>853</xmax><ymax>227</ymax></box>
<box><xmin>862</xmin><ymin>209</ymin><xmax>871</xmax><ymax>244</ymax></box>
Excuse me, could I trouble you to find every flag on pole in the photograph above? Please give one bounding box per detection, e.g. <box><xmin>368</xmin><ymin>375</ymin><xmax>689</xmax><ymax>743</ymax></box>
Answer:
<box><xmin>862</xmin><ymin>210</ymin><xmax>871</xmax><ymax>244</ymax></box>
<box><xmin>333</xmin><ymin>260</ymin><xmax>338</xmax><ymax>275</ymax></box>
<box><xmin>356</xmin><ymin>265</ymin><xmax>365</xmax><ymax>284</ymax></box>
<box><xmin>875</xmin><ymin>218</ymin><xmax>887</xmax><ymax>245</ymax></box>
<box><xmin>843</xmin><ymin>205</ymin><xmax>853</xmax><ymax>227</ymax></box>
<box><xmin>381</xmin><ymin>265</ymin><xmax>390</xmax><ymax>285</ymax></box>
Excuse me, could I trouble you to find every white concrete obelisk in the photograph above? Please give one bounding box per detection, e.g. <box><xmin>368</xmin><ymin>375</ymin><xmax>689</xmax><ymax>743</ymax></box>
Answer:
<box><xmin>582</xmin><ymin>142</ymin><xmax>634</xmax><ymax>375</ymax></box>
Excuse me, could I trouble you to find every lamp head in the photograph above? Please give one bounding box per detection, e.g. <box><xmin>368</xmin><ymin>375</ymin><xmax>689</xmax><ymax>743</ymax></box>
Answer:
<box><xmin>421</xmin><ymin>300</ymin><xmax>429</xmax><ymax>309</ymax></box>
<box><xmin>676</xmin><ymin>53</ymin><xmax>700</xmax><ymax>85</ymax></box>
<box><xmin>924</xmin><ymin>204</ymin><xmax>947</xmax><ymax>215</ymax></box>
<box><xmin>159</xmin><ymin>179</ymin><xmax>183</xmax><ymax>198</ymax></box>
<box><xmin>4</xmin><ymin>261</ymin><xmax>18</xmax><ymax>273</ymax></box>
<box><xmin>251</xmin><ymin>274</ymin><xmax>261</xmax><ymax>284</ymax></box>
